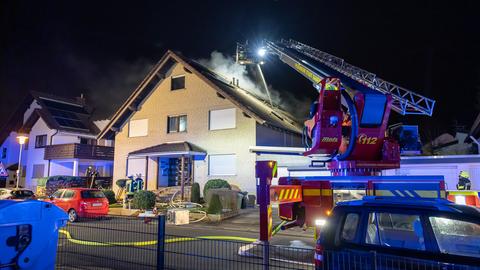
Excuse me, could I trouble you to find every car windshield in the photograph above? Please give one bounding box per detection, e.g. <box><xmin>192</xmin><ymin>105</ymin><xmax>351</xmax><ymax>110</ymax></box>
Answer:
<box><xmin>81</xmin><ymin>190</ymin><xmax>105</xmax><ymax>199</ymax></box>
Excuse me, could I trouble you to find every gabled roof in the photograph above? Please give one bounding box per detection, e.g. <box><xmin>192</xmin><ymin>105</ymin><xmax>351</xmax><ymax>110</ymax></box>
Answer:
<box><xmin>98</xmin><ymin>50</ymin><xmax>303</xmax><ymax>140</ymax></box>
<box><xmin>0</xmin><ymin>92</ymin><xmax>100</xmax><ymax>142</ymax></box>
<box><xmin>19</xmin><ymin>93</ymin><xmax>99</xmax><ymax>135</ymax></box>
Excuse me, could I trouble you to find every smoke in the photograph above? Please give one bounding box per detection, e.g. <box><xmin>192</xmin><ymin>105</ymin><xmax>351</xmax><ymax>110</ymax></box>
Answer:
<box><xmin>64</xmin><ymin>54</ymin><xmax>154</xmax><ymax>120</ymax></box>
<box><xmin>198</xmin><ymin>51</ymin><xmax>265</xmax><ymax>97</ymax></box>
<box><xmin>198</xmin><ymin>51</ymin><xmax>311</xmax><ymax>120</ymax></box>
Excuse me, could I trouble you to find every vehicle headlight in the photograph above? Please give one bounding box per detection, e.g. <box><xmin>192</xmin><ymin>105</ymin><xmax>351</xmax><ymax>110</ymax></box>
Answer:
<box><xmin>315</xmin><ymin>219</ymin><xmax>326</xmax><ymax>226</ymax></box>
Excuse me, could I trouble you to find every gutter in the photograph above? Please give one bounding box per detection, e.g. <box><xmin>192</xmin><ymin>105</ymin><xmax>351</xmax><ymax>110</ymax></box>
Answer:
<box><xmin>47</xmin><ymin>129</ymin><xmax>59</xmax><ymax>177</ymax></box>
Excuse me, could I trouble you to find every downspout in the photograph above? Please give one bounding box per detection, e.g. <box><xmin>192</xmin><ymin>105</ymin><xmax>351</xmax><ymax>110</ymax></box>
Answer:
<box><xmin>47</xmin><ymin>129</ymin><xmax>59</xmax><ymax>177</ymax></box>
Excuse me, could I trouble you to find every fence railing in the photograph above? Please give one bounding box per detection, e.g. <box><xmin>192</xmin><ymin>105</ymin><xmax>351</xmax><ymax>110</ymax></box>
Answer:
<box><xmin>55</xmin><ymin>215</ymin><xmax>479</xmax><ymax>270</ymax></box>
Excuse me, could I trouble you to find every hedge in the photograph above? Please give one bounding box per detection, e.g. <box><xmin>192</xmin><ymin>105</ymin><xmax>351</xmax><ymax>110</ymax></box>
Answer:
<box><xmin>190</xmin><ymin>182</ymin><xmax>201</xmax><ymax>203</ymax></box>
<box><xmin>132</xmin><ymin>190</ymin><xmax>156</xmax><ymax>210</ymax></box>
<box><xmin>203</xmin><ymin>179</ymin><xmax>231</xmax><ymax>198</ymax></box>
<box><xmin>207</xmin><ymin>194</ymin><xmax>223</xmax><ymax>214</ymax></box>
<box><xmin>102</xmin><ymin>189</ymin><xmax>117</xmax><ymax>205</ymax></box>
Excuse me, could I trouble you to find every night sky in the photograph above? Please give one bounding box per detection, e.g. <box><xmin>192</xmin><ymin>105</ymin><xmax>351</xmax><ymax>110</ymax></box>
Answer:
<box><xmin>1</xmin><ymin>0</ymin><xmax>479</xmax><ymax>141</ymax></box>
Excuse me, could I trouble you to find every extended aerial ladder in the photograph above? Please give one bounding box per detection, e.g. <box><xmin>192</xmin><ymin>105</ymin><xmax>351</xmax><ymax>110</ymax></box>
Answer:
<box><xmin>237</xmin><ymin>39</ymin><xmax>440</xmax><ymax>238</ymax></box>
<box><xmin>238</xmin><ymin>39</ymin><xmax>435</xmax><ymax>174</ymax></box>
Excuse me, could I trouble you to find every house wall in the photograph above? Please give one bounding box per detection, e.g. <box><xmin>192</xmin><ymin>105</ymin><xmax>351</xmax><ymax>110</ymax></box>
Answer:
<box><xmin>23</xmin><ymin>100</ymin><xmax>41</xmax><ymax>124</ymax></box>
<box><xmin>0</xmin><ymin>132</ymin><xmax>24</xmax><ymax>187</ymax></box>
<box><xmin>384</xmin><ymin>156</ymin><xmax>480</xmax><ymax>190</ymax></box>
<box><xmin>113</xmin><ymin>62</ymin><xmax>258</xmax><ymax>194</ymax></box>
<box><xmin>52</xmin><ymin>134</ymin><xmax>80</xmax><ymax>145</ymax></box>
<box><xmin>0</xmin><ymin>132</ymin><xmax>20</xmax><ymax>167</ymax></box>
<box><xmin>25</xmin><ymin>118</ymin><xmax>56</xmax><ymax>188</ymax></box>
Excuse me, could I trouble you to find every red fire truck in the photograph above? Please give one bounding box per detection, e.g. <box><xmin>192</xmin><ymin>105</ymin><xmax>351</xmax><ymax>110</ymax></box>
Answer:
<box><xmin>238</xmin><ymin>39</ymin><xmax>442</xmax><ymax>240</ymax></box>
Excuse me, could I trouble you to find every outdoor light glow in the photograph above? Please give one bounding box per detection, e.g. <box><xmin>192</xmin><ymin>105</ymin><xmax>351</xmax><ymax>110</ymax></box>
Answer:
<box><xmin>257</xmin><ymin>48</ymin><xmax>266</xmax><ymax>57</ymax></box>
<box><xmin>315</xmin><ymin>219</ymin><xmax>326</xmax><ymax>226</ymax></box>
<box><xmin>16</xmin><ymin>134</ymin><xmax>28</xmax><ymax>145</ymax></box>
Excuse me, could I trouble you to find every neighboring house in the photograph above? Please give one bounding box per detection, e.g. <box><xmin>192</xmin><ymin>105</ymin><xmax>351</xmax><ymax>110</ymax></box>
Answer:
<box><xmin>0</xmin><ymin>92</ymin><xmax>114</xmax><ymax>189</ymax></box>
<box><xmin>98</xmin><ymin>50</ymin><xmax>303</xmax><ymax>195</ymax></box>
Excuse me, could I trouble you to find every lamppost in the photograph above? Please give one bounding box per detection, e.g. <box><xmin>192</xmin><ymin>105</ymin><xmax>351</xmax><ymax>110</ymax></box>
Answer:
<box><xmin>16</xmin><ymin>134</ymin><xmax>28</xmax><ymax>189</ymax></box>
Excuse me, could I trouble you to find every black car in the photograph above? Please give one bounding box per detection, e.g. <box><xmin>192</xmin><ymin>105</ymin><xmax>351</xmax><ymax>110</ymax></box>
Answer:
<box><xmin>315</xmin><ymin>196</ymin><xmax>480</xmax><ymax>270</ymax></box>
<box><xmin>0</xmin><ymin>188</ymin><xmax>36</xmax><ymax>200</ymax></box>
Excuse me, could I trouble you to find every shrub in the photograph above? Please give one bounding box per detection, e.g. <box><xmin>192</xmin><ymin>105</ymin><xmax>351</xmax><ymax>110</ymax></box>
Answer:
<box><xmin>207</xmin><ymin>194</ymin><xmax>223</xmax><ymax>214</ymax></box>
<box><xmin>132</xmin><ymin>190</ymin><xmax>156</xmax><ymax>210</ymax></box>
<box><xmin>190</xmin><ymin>183</ymin><xmax>201</xmax><ymax>203</ymax></box>
<box><xmin>45</xmin><ymin>175</ymin><xmax>86</xmax><ymax>196</ymax></box>
<box><xmin>116</xmin><ymin>179</ymin><xmax>128</xmax><ymax>189</ymax></box>
<box><xmin>102</xmin><ymin>189</ymin><xmax>117</xmax><ymax>205</ymax></box>
<box><xmin>203</xmin><ymin>179</ymin><xmax>231</xmax><ymax>198</ymax></box>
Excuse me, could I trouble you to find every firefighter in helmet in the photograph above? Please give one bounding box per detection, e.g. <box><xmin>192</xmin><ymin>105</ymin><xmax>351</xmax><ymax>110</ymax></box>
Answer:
<box><xmin>457</xmin><ymin>170</ymin><xmax>472</xmax><ymax>190</ymax></box>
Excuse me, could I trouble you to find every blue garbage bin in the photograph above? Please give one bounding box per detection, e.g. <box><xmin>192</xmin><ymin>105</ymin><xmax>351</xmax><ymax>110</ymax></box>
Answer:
<box><xmin>0</xmin><ymin>200</ymin><xmax>68</xmax><ymax>269</ymax></box>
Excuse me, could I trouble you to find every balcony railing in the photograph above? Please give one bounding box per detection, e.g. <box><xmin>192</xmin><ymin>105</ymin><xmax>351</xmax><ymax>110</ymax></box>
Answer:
<box><xmin>44</xmin><ymin>143</ymin><xmax>114</xmax><ymax>160</ymax></box>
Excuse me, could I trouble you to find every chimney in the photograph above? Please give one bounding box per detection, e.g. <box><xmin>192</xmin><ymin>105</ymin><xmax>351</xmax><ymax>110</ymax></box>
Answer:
<box><xmin>236</xmin><ymin>78</ymin><xmax>240</xmax><ymax>87</ymax></box>
<box><xmin>231</xmin><ymin>77</ymin><xmax>235</xmax><ymax>85</ymax></box>
<box><xmin>76</xmin><ymin>93</ymin><xmax>86</xmax><ymax>105</ymax></box>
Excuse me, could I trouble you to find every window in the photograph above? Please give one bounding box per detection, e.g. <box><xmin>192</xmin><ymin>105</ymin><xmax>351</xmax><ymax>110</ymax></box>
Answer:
<box><xmin>24</xmin><ymin>143</ymin><xmax>28</xmax><ymax>150</ymax></box>
<box><xmin>1</xmin><ymin>148</ymin><xmax>6</xmax><ymax>159</ymax></box>
<box><xmin>51</xmin><ymin>189</ymin><xmax>64</xmax><ymax>199</ymax></box>
<box><xmin>208</xmin><ymin>154</ymin><xmax>236</xmax><ymax>176</ymax></box>
<box><xmin>365</xmin><ymin>212</ymin><xmax>425</xmax><ymax>251</ymax></box>
<box><xmin>128</xmin><ymin>119</ymin><xmax>148</xmax><ymax>137</ymax></box>
<box><xmin>21</xmin><ymin>166</ymin><xmax>26</xmax><ymax>177</ymax></box>
<box><xmin>167</xmin><ymin>115</ymin><xmax>187</xmax><ymax>133</ymax></box>
<box><xmin>62</xmin><ymin>190</ymin><xmax>75</xmax><ymax>199</ymax></box>
<box><xmin>209</xmin><ymin>108</ymin><xmax>236</xmax><ymax>130</ymax></box>
<box><xmin>35</xmin><ymin>135</ymin><xmax>47</xmax><ymax>148</ymax></box>
<box><xmin>81</xmin><ymin>190</ymin><xmax>106</xmax><ymax>199</ymax></box>
<box><xmin>32</xmin><ymin>164</ymin><xmax>45</xmax><ymax>179</ymax></box>
<box><xmin>341</xmin><ymin>213</ymin><xmax>360</xmax><ymax>242</ymax></box>
<box><xmin>429</xmin><ymin>217</ymin><xmax>480</xmax><ymax>258</ymax></box>
<box><xmin>80</xmin><ymin>138</ymin><xmax>97</xmax><ymax>145</ymax></box>
<box><xmin>127</xmin><ymin>158</ymin><xmax>146</xmax><ymax>179</ymax></box>
<box><xmin>171</xmin><ymin>75</ymin><xmax>185</xmax><ymax>90</ymax></box>
<box><xmin>12</xmin><ymin>190</ymin><xmax>34</xmax><ymax>198</ymax></box>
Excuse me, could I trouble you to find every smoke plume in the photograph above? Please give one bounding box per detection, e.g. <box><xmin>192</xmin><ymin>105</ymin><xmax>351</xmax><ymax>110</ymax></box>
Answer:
<box><xmin>199</xmin><ymin>51</ymin><xmax>310</xmax><ymax>120</ymax></box>
<box><xmin>198</xmin><ymin>51</ymin><xmax>265</xmax><ymax>97</ymax></box>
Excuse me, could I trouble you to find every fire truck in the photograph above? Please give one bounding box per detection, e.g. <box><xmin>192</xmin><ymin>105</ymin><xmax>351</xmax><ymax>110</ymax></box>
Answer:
<box><xmin>237</xmin><ymin>39</ymin><xmax>443</xmax><ymax>238</ymax></box>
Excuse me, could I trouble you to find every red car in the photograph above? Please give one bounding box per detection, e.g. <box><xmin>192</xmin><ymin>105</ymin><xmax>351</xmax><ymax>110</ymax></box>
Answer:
<box><xmin>50</xmin><ymin>188</ymin><xmax>109</xmax><ymax>222</ymax></box>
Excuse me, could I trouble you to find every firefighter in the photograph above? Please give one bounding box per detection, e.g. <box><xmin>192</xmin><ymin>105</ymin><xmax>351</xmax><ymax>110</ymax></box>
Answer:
<box><xmin>457</xmin><ymin>171</ymin><xmax>472</xmax><ymax>190</ymax></box>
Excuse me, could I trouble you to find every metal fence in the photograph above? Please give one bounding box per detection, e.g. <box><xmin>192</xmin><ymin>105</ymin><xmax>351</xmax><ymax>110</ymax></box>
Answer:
<box><xmin>55</xmin><ymin>215</ymin><xmax>479</xmax><ymax>270</ymax></box>
<box><xmin>56</xmin><ymin>215</ymin><xmax>158</xmax><ymax>270</ymax></box>
<box><xmin>163</xmin><ymin>234</ymin><xmax>314</xmax><ymax>270</ymax></box>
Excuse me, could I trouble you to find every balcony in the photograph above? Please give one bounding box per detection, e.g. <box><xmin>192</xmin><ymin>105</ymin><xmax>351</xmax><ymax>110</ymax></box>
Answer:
<box><xmin>44</xmin><ymin>143</ymin><xmax>114</xmax><ymax>161</ymax></box>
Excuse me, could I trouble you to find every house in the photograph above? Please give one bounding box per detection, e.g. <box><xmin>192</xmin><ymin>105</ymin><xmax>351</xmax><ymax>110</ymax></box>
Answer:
<box><xmin>98</xmin><ymin>50</ymin><xmax>303</xmax><ymax>195</ymax></box>
<box><xmin>0</xmin><ymin>92</ymin><xmax>114</xmax><ymax>189</ymax></box>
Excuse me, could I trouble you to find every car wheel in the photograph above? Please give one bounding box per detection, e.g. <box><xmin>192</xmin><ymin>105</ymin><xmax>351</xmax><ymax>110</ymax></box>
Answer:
<box><xmin>68</xmin><ymin>209</ymin><xmax>78</xmax><ymax>222</ymax></box>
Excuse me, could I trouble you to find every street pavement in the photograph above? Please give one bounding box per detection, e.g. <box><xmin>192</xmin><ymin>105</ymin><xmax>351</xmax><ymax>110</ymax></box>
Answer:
<box><xmin>55</xmin><ymin>208</ymin><xmax>316</xmax><ymax>270</ymax></box>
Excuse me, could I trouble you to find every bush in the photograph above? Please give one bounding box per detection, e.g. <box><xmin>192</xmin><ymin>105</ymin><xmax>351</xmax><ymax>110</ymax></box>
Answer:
<box><xmin>190</xmin><ymin>183</ymin><xmax>201</xmax><ymax>203</ymax></box>
<box><xmin>207</xmin><ymin>194</ymin><xmax>223</xmax><ymax>214</ymax></box>
<box><xmin>203</xmin><ymin>179</ymin><xmax>231</xmax><ymax>198</ymax></box>
<box><xmin>132</xmin><ymin>190</ymin><xmax>156</xmax><ymax>210</ymax></box>
<box><xmin>102</xmin><ymin>189</ymin><xmax>117</xmax><ymax>205</ymax></box>
<box><xmin>45</xmin><ymin>175</ymin><xmax>86</xmax><ymax>196</ymax></box>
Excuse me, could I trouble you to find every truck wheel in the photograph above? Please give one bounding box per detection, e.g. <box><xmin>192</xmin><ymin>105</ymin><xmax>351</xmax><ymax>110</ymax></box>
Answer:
<box><xmin>68</xmin><ymin>209</ymin><xmax>78</xmax><ymax>222</ymax></box>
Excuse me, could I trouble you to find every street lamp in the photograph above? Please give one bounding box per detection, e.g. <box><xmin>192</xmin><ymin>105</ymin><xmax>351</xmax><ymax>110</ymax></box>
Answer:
<box><xmin>16</xmin><ymin>134</ymin><xmax>28</xmax><ymax>189</ymax></box>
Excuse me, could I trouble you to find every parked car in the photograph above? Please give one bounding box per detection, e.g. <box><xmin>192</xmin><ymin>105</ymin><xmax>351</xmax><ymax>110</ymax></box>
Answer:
<box><xmin>0</xmin><ymin>188</ymin><xmax>36</xmax><ymax>200</ymax></box>
<box><xmin>49</xmin><ymin>188</ymin><xmax>109</xmax><ymax>222</ymax></box>
<box><xmin>315</xmin><ymin>196</ymin><xmax>480</xmax><ymax>269</ymax></box>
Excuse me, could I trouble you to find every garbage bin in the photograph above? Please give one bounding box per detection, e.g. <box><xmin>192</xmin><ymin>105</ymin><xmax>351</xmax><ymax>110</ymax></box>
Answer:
<box><xmin>0</xmin><ymin>200</ymin><xmax>68</xmax><ymax>270</ymax></box>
